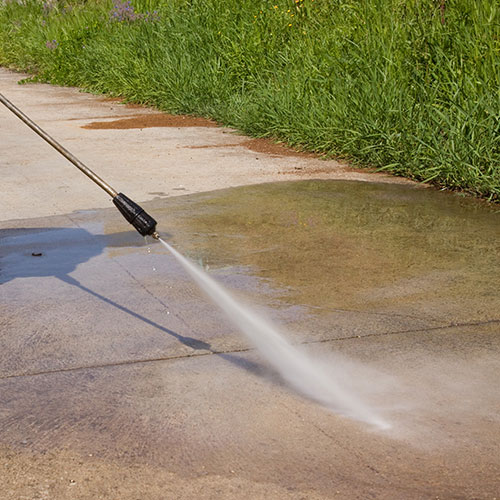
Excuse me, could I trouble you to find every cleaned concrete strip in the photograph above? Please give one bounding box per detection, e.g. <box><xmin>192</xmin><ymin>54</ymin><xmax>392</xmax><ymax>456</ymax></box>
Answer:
<box><xmin>1</xmin><ymin>324</ymin><xmax>499</xmax><ymax>499</ymax></box>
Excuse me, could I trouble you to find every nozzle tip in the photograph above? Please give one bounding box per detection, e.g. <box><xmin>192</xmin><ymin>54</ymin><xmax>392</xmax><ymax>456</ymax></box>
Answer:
<box><xmin>113</xmin><ymin>193</ymin><xmax>158</xmax><ymax>237</ymax></box>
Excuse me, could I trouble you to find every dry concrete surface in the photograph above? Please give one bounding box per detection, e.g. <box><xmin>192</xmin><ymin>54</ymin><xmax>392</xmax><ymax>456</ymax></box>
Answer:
<box><xmin>1</xmin><ymin>68</ymin><xmax>499</xmax><ymax>499</ymax></box>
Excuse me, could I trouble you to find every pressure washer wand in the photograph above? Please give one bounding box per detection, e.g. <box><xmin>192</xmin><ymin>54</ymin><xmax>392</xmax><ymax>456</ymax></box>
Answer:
<box><xmin>0</xmin><ymin>93</ymin><xmax>159</xmax><ymax>239</ymax></box>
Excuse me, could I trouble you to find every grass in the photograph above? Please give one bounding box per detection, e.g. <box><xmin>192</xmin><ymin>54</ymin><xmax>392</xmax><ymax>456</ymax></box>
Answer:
<box><xmin>0</xmin><ymin>0</ymin><xmax>499</xmax><ymax>200</ymax></box>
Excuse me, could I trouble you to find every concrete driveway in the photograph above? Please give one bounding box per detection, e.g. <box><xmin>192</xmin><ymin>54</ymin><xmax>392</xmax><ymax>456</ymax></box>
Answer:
<box><xmin>1</xmin><ymin>68</ymin><xmax>499</xmax><ymax>499</ymax></box>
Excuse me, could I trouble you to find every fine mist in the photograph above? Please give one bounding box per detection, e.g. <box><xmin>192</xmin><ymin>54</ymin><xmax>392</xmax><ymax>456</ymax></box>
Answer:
<box><xmin>158</xmin><ymin>238</ymin><xmax>390</xmax><ymax>429</ymax></box>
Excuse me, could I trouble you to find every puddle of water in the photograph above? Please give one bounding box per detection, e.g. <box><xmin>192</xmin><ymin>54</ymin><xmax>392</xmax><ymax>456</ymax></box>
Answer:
<box><xmin>149</xmin><ymin>180</ymin><xmax>499</xmax><ymax>323</ymax></box>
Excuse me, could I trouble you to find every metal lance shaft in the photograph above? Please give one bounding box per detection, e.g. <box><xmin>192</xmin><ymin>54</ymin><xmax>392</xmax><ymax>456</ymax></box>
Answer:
<box><xmin>0</xmin><ymin>93</ymin><xmax>158</xmax><ymax>238</ymax></box>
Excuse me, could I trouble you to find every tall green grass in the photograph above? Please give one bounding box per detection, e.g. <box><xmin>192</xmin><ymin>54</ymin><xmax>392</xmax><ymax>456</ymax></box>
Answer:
<box><xmin>1</xmin><ymin>0</ymin><xmax>499</xmax><ymax>199</ymax></box>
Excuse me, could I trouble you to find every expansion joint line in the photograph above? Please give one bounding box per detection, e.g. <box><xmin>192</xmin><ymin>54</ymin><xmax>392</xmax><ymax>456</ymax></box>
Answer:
<box><xmin>0</xmin><ymin>318</ymin><xmax>497</xmax><ymax>382</ymax></box>
<box><xmin>304</xmin><ymin>318</ymin><xmax>500</xmax><ymax>345</ymax></box>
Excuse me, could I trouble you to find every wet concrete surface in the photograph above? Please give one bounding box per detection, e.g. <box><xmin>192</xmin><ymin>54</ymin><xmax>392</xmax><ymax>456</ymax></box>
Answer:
<box><xmin>1</xmin><ymin>180</ymin><xmax>499</xmax><ymax>499</ymax></box>
<box><xmin>1</xmin><ymin>324</ymin><xmax>499</xmax><ymax>499</ymax></box>
<box><xmin>1</xmin><ymin>68</ymin><xmax>500</xmax><ymax>498</ymax></box>
<box><xmin>155</xmin><ymin>180</ymin><xmax>499</xmax><ymax>326</ymax></box>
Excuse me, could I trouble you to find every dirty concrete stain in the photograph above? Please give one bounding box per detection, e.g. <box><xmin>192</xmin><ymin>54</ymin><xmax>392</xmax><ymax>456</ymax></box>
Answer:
<box><xmin>150</xmin><ymin>180</ymin><xmax>499</xmax><ymax>322</ymax></box>
<box><xmin>82</xmin><ymin>113</ymin><xmax>217</xmax><ymax>129</ymax></box>
<box><xmin>81</xmin><ymin>110</ymin><xmax>321</xmax><ymax>159</ymax></box>
<box><xmin>0</xmin><ymin>443</ymin><xmax>327</xmax><ymax>500</ymax></box>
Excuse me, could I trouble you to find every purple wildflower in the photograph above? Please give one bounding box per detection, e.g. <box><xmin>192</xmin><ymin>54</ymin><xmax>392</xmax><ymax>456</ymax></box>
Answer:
<box><xmin>42</xmin><ymin>0</ymin><xmax>55</xmax><ymax>14</ymax></box>
<box><xmin>45</xmin><ymin>39</ymin><xmax>58</xmax><ymax>50</ymax></box>
<box><xmin>144</xmin><ymin>10</ymin><xmax>160</xmax><ymax>22</ymax></box>
<box><xmin>109</xmin><ymin>1</ymin><xmax>159</xmax><ymax>23</ymax></box>
<box><xmin>110</xmin><ymin>0</ymin><xmax>139</xmax><ymax>22</ymax></box>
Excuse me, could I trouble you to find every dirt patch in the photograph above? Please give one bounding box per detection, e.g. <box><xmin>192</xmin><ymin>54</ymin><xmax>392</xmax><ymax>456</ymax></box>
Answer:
<box><xmin>187</xmin><ymin>137</ymin><xmax>326</xmax><ymax>159</ymax></box>
<box><xmin>241</xmin><ymin>138</ymin><xmax>319</xmax><ymax>158</ymax></box>
<box><xmin>89</xmin><ymin>98</ymin><xmax>328</xmax><ymax>159</ymax></box>
<box><xmin>82</xmin><ymin>113</ymin><xmax>217</xmax><ymax>129</ymax></box>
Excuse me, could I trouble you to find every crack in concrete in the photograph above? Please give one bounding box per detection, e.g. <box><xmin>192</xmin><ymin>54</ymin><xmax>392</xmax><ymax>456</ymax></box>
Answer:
<box><xmin>1</xmin><ymin>318</ymin><xmax>497</xmax><ymax>382</ymax></box>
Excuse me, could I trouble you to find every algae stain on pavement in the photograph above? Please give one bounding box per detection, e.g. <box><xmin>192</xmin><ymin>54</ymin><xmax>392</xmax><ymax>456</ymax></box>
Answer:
<box><xmin>150</xmin><ymin>180</ymin><xmax>499</xmax><ymax>323</ymax></box>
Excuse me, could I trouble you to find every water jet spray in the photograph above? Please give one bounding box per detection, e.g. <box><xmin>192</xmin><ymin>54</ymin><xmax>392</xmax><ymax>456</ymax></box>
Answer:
<box><xmin>0</xmin><ymin>93</ymin><xmax>159</xmax><ymax>239</ymax></box>
<box><xmin>1</xmin><ymin>92</ymin><xmax>389</xmax><ymax>428</ymax></box>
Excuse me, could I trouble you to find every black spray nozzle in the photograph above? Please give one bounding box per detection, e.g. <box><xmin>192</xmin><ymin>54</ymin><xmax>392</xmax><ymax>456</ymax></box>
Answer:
<box><xmin>113</xmin><ymin>193</ymin><xmax>158</xmax><ymax>237</ymax></box>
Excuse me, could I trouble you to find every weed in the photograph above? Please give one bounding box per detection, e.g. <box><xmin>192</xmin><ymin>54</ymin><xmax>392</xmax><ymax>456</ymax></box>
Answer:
<box><xmin>0</xmin><ymin>0</ymin><xmax>498</xmax><ymax>199</ymax></box>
